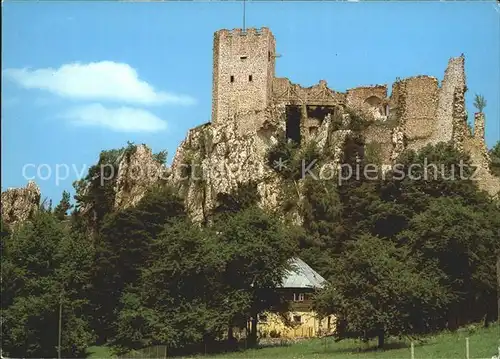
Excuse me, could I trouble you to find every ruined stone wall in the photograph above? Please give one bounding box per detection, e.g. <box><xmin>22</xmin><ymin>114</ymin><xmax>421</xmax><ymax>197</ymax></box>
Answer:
<box><xmin>432</xmin><ymin>55</ymin><xmax>466</xmax><ymax>145</ymax></box>
<box><xmin>272</xmin><ymin>77</ymin><xmax>291</xmax><ymax>100</ymax></box>
<box><xmin>295</xmin><ymin>80</ymin><xmax>345</xmax><ymax>105</ymax></box>
<box><xmin>272</xmin><ymin>78</ymin><xmax>345</xmax><ymax>106</ymax></box>
<box><xmin>346</xmin><ymin>85</ymin><xmax>387</xmax><ymax>109</ymax></box>
<box><xmin>395</xmin><ymin>76</ymin><xmax>439</xmax><ymax>151</ymax></box>
<box><xmin>388</xmin><ymin>81</ymin><xmax>402</xmax><ymax>112</ymax></box>
<box><xmin>211</xmin><ymin>28</ymin><xmax>276</xmax><ymax>132</ymax></box>
<box><xmin>462</xmin><ymin>113</ymin><xmax>500</xmax><ymax>197</ymax></box>
<box><xmin>451</xmin><ymin>88</ymin><xmax>470</xmax><ymax>153</ymax></box>
<box><xmin>363</xmin><ymin>124</ymin><xmax>394</xmax><ymax>167</ymax></box>
<box><xmin>346</xmin><ymin>85</ymin><xmax>388</xmax><ymax>120</ymax></box>
<box><xmin>211</xmin><ymin>32</ymin><xmax>220</xmax><ymax>126</ymax></box>
<box><xmin>474</xmin><ymin>112</ymin><xmax>485</xmax><ymax>140</ymax></box>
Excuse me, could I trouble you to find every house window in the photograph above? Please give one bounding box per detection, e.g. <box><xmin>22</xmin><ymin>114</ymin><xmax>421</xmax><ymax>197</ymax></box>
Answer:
<box><xmin>249</xmin><ymin>75</ymin><xmax>253</xmax><ymax>82</ymax></box>
<box><xmin>293</xmin><ymin>315</ymin><xmax>302</xmax><ymax>323</ymax></box>
<box><xmin>293</xmin><ymin>293</ymin><xmax>305</xmax><ymax>302</ymax></box>
<box><xmin>230</xmin><ymin>75</ymin><xmax>234</xmax><ymax>83</ymax></box>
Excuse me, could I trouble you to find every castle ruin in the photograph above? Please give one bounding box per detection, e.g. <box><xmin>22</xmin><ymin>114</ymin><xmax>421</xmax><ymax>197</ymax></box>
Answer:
<box><xmin>205</xmin><ymin>27</ymin><xmax>499</xmax><ymax>196</ymax></box>
<box><xmin>2</xmin><ymin>27</ymin><xmax>497</xmax><ymax>227</ymax></box>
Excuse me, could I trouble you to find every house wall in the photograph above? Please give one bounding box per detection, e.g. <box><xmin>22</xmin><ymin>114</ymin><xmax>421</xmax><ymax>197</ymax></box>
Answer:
<box><xmin>258</xmin><ymin>311</ymin><xmax>336</xmax><ymax>338</ymax></box>
<box><xmin>256</xmin><ymin>289</ymin><xmax>335</xmax><ymax>339</ymax></box>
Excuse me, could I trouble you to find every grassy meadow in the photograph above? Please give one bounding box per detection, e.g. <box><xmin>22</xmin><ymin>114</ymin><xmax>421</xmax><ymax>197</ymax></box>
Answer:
<box><xmin>87</xmin><ymin>322</ymin><xmax>500</xmax><ymax>359</ymax></box>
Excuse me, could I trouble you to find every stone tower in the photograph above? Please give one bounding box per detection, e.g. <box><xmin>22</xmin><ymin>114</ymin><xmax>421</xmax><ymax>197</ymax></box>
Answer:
<box><xmin>211</xmin><ymin>27</ymin><xmax>276</xmax><ymax>129</ymax></box>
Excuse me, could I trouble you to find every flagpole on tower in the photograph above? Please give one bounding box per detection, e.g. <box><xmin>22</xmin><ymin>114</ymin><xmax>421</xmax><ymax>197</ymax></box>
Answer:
<box><xmin>243</xmin><ymin>0</ymin><xmax>246</xmax><ymax>31</ymax></box>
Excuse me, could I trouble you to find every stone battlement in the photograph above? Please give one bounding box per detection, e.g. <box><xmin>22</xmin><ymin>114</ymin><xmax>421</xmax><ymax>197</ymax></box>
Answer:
<box><xmin>215</xmin><ymin>27</ymin><xmax>271</xmax><ymax>38</ymax></box>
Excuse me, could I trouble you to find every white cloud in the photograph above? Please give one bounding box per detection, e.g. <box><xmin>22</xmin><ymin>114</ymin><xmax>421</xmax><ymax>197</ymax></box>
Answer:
<box><xmin>61</xmin><ymin>103</ymin><xmax>168</xmax><ymax>133</ymax></box>
<box><xmin>3</xmin><ymin>61</ymin><xmax>195</xmax><ymax>106</ymax></box>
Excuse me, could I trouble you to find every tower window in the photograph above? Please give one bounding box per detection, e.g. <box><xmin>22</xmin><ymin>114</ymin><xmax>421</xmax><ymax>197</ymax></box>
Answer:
<box><xmin>230</xmin><ymin>75</ymin><xmax>234</xmax><ymax>83</ymax></box>
<box><xmin>240</xmin><ymin>56</ymin><xmax>248</xmax><ymax>60</ymax></box>
<box><xmin>249</xmin><ymin>75</ymin><xmax>253</xmax><ymax>82</ymax></box>
<box><xmin>268</xmin><ymin>51</ymin><xmax>271</xmax><ymax>61</ymax></box>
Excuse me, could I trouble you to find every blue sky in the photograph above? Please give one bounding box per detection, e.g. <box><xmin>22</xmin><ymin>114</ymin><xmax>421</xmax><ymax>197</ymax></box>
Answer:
<box><xmin>2</xmin><ymin>1</ymin><xmax>499</xmax><ymax>204</ymax></box>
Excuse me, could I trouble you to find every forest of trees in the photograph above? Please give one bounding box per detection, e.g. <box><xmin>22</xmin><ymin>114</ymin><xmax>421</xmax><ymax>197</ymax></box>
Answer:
<box><xmin>1</xmin><ymin>138</ymin><xmax>500</xmax><ymax>357</ymax></box>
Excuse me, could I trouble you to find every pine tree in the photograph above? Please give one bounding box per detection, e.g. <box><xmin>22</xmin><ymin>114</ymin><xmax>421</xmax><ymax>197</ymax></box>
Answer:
<box><xmin>54</xmin><ymin>190</ymin><xmax>73</xmax><ymax>221</ymax></box>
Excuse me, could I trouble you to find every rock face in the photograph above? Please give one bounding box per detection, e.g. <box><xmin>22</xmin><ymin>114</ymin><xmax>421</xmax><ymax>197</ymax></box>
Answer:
<box><xmin>169</xmin><ymin>103</ymin><xmax>377</xmax><ymax>222</ymax></box>
<box><xmin>170</xmin><ymin>105</ymin><xmax>287</xmax><ymax>222</ymax></box>
<box><xmin>75</xmin><ymin>144</ymin><xmax>171</xmax><ymax>230</ymax></box>
<box><xmin>113</xmin><ymin>145</ymin><xmax>171</xmax><ymax>209</ymax></box>
<box><xmin>1</xmin><ymin>181</ymin><xmax>41</xmax><ymax>225</ymax></box>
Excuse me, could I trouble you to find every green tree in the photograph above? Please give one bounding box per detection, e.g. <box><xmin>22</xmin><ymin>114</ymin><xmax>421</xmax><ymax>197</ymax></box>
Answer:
<box><xmin>153</xmin><ymin>150</ymin><xmax>168</xmax><ymax>165</ymax></box>
<box><xmin>315</xmin><ymin>234</ymin><xmax>451</xmax><ymax>349</ymax></box>
<box><xmin>113</xmin><ymin>219</ymin><xmax>225</xmax><ymax>353</ymax></box>
<box><xmin>266</xmin><ymin>136</ymin><xmax>324</xmax><ymax>183</ymax></box>
<box><xmin>0</xmin><ymin>217</ymin><xmax>10</xmax><ymax>254</ymax></box>
<box><xmin>382</xmin><ymin>142</ymin><xmax>485</xmax><ymax>217</ymax></box>
<box><xmin>211</xmin><ymin>180</ymin><xmax>260</xmax><ymax>217</ymax></box>
<box><xmin>73</xmin><ymin>146</ymin><xmax>131</xmax><ymax>231</ymax></box>
<box><xmin>1</xmin><ymin>211</ymin><xmax>95</xmax><ymax>358</ymax></box>
<box><xmin>313</xmin><ymin>140</ymin><xmax>498</xmax><ymax>346</ymax></box>
<box><xmin>90</xmin><ymin>185</ymin><xmax>186</xmax><ymax>343</ymax></box>
<box><xmin>298</xmin><ymin>177</ymin><xmax>343</xmax><ymax>279</ymax></box>
<box><xmin>399</xmin><ymin>196</ymin><xmax>500</xmax><ymax>328</ymax></box>
<box><xmin>112</xmin><ymin>182</ymin><xmax>298</xmax><ymax>354</ymax></box>
<box><xmin>213</xmin><ymin>205</ymin><xmax>298</xmax><ymax>345</ymax></box>
<box><xmin>473</xmin><ymin>94</ymin><xmax>487</xmax><ymax>113</ymax></box>
<box><xmin>489</xmin><ymin>141</ymin><xmax>500</xmax><ymax>177</ymax></box>
<box><xmin>266</xmin><ymin>136</ymin><xmax>300</xmax><ymax>180</ymax></box>
<box><xmin>54</xmin><ymin>190</ymin><xmax>73</xmax><ymax>221</ymax></box>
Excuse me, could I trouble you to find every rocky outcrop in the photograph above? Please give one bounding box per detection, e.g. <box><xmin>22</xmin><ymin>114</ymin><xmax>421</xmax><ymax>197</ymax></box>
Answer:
<box><xmin>75</xmin><ymin>144</ymin><xmax>171</xmax><ymax>230</ymax></box>
<box><xmin>113</xmin><ymin>145</ymin><xmax>171</xmax><ymax>209</ymax></box>
<box><xmin>170</xmin><ymin>105</ymin><xmax>287</xmax><ymax>222</ymax></box>
<box><xmin>1</xmin><ymin>181</ymin><xmax>41</xmax><ymax>225</ymax></box>
<box><xmin>171</xmin><ymin>107</ymin><xmax>364</xmax><ymax>222</ymax></box>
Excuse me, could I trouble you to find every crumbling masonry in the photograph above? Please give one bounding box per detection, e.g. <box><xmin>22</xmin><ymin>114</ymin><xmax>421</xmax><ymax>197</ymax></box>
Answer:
<box><xmin>207</xmin><ymin>27</ymin><xmax>499</xmax><ymax>191</ymax></box>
